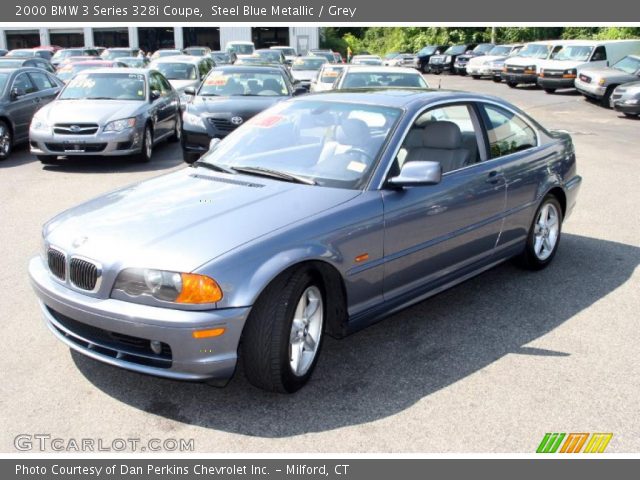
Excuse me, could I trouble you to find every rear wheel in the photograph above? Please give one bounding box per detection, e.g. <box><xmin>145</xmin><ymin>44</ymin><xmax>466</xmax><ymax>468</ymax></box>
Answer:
<box><xmin>492</xmin><ymin>76</ymin><xmax>502</xmax><ymax>83</ymax></box>
<box><xmin>471</xmin><ymin>75</ymin><xmax>481</xmax><ymax>80</ymax></box>
<box><xmin>544</xmin><ymin>88</ymin><xmax>556</xmax><ymax>94</ymax></box>
<box><xmin>507</xmin><ymin>81</ymin><xmax>518</xmax><ymax>88</ymax></box>
<box><xmin>517</xmin><ymin>195</ymin><xmax>563</xmax><ymax>270</ymax></box>
<box><xmin>182</xmin><ymin>149</ymin><xmax>199</xmax><ymax>164</ymax></box>
<box><xmin>168</xmin><ymin>114</ymin><xmax>181</xmax><ymax>143</ymax></box>
<box><xmin>242</xmin><ymin>267</ymin><xmax>325</xmax><ymax>393</ymax></box>
<box><xmin>0</xmin><ymin>121</ymin><xmax>12</xmax><ymax>160</ymax></box>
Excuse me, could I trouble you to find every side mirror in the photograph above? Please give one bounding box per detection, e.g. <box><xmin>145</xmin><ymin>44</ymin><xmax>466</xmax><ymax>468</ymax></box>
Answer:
<box><xmin>183</xmin><ymin>86</ymin><xmax>196</xmax><ymax>96</ymax></box>
<box><xmin>10</xmin><ymin>87</ymin><xmax>26</xmax><ymax>100</ymax></box>
<box><xmin>209</xmin><ymin>138</ymin><xmax>221</xmax><ymax>151</ymax></box>
<box><xmin>293</xmin><ymin>86</ymin><xmax>307</xmax><ymax>96</ymax></box>
<box><xmin>149</xmin><ymin>90</ymin><xmax>161</xmax><ymax>101</ymax></box>
<box><xmin>388</xmin><ymin>161</ymin><xmax>442</xmax><ymax>188</ymax></box>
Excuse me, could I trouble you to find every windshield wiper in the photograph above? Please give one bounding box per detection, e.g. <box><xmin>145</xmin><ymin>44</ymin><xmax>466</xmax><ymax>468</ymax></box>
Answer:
<box><xmin>231</xmin><ymin>166</ymin><xmax>316</xmax><ymax>185</ymax></box>
<box><xmin>192</xmin><ymin>160</ymin><xmax>235</xmax><ymax>174</ymax></box>
<box><xmin>86</xmin><ymin>96</ymin><xmax>117</xmax><ymax>100</ymax></box>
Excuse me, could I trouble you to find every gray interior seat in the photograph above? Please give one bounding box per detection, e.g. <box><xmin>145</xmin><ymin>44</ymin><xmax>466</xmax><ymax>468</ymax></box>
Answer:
<box><xmin>404</xmin><ymin>121</ymin><xmax>471</xmax><ymax>173</ymax></box>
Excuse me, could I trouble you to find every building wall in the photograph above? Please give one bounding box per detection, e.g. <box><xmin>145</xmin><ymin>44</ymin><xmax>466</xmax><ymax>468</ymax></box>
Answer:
<box><xmin>0</xmin><ymin>27</ymin><xmax>320</xmax><ymax>52</ymax></box>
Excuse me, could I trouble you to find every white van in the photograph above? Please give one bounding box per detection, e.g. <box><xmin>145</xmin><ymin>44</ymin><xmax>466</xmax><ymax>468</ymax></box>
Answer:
<box><xmin>225</xmin><ymin>41</ymin><xmax>255</xmax><ymax>56</ymax></box>
<box><xmin>502</xmin><ymin>40</ymin><xmax>571</xmax><ymax>88</ymax></box>
<box><xmin>538</xmin><ymin>39</ymin><xmax>640</xmax><ymax>93</ymax></box>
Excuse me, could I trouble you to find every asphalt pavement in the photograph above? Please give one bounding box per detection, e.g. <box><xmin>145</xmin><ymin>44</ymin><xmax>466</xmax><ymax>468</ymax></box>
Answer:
<box><xmin>1</xmin><ymin>74</ymin><xmax>638</xmax><ymax>453</ymax></box>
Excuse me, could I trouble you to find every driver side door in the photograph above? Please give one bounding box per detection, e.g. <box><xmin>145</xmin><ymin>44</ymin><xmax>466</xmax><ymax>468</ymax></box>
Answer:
<box><xmin>381</xmin><ymin>102</ymin><xmax>507</xmax><ymax>302</ymax></box>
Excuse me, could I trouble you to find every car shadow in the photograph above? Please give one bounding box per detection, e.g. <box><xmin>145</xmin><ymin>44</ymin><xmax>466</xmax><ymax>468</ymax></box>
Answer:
<box><xmin>0</xmin><ymin>145</ymin><xmax>34</xmax><ymax>169</ymax></box>
<box><xmin>71</xmin><ymin>233</ymin><xmax>639</xmax><ymax>437</ymax></box>
<box><xmin>38</xmin><ymin>143</ymin><xmax>184</xmax><ymax>174</ymax></box>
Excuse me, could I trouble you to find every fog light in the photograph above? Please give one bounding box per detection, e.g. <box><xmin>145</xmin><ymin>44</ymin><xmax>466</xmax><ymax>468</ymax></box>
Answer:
<box><xmin>150</xmin><ymin>340</ymin><xmax>163</xmax><ymax>354</ymax></box>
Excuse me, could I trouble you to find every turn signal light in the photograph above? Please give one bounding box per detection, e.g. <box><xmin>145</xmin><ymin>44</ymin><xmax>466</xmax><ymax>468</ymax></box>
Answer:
<box><xmin>192</xmin><ymin>328</ymin><xmax>226</xmax><ymax>339</ymax></box>
<box><xmin>176</xmin><ymin>273</ymin><xmax>223</xmax><ymax>304</ymax></box>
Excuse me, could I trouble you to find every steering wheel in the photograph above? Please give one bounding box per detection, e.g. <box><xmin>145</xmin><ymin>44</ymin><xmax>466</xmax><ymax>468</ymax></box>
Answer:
<box><xmin>345</xmin><ymin>146</ymin><xmax>374</xmax><ymax>162</ymax></box>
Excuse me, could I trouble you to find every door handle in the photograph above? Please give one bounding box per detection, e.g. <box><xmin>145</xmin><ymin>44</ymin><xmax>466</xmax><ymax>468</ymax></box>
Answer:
<box><xmin>486</xmin><ymin>170</ymin><xmax>504</xmax><ymax>184</ymax></box>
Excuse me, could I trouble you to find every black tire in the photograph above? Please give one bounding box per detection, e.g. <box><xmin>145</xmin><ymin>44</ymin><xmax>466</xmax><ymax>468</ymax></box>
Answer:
<box><xmin>601</xmin><ymin>86</ymin><xmax>616</xmax><ymax>108</ymax></box>
<box><xmin>37</xmin><ymin>155</ymin><xmax>56</xmax><ymax>164</ymax></box>
<box><xmin>544</xmin><ymin>88</ymin><xmax>556</xmax><ymax>94</ymax></box>
<box><xmin>492</xmin><ymin>76</ymin><xmax>502</xmax><ymax>83</ymax></box>
<box><xmin>458</xmin><ymin>71</ymin><xmax>467</xmax><ymax>76</ymax></box>
<box><xmin>433</xmin><ymin>70</ymin><xmax>441</xmax><ymax>75</ymax></box>
<box><xmin>0</xmin><ymin>120</ymin><xmax>12</xmax><ymax>160</ymax></box>
<box><xmin>242</xmin><ymin>267</ymin><xmax>325</xmax><ymax>393</ymax></box>
<box><xmin>421</xmin><ymin>64</ymin><xmax>429</xmax><ymax>74</ymax></box>
<box><xmin>623</xmin><ymin>112</ymin><xmax>639</xmax><ymax>119</ymax></box>
<box><xmin>517</xmin><ymin>195</ymin><xmax>563</xmax><ymax>271</ymax></box>
<box><xmin>471</xmin><ymin>75</ymin><xmax>481</xmax><ymax>80</ymax></box>
<box><xmin>182</xmin><ymin>149</ymin><xmax>199</xmax><ymax>164</ymax></box>
<box><xmin>168</xmin><ymin>114</ymin><xmax>181</xmax><ymax>143</ymax></box>
<box><xmin>136</xmin><ymin>125</ymin><xmax>153</xmax><ymax>162</ymax></box>
<box><xmin>507</xmin><ymin>81</ymin><xmax>518</xmax><ymax>88</ymax></box>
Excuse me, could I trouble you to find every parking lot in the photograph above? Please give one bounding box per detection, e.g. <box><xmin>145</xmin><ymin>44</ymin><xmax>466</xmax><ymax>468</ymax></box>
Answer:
<box><xmin>1</xmin><ymin>73</ymin><xmax>639</xmax><ymax>453</ymax></box>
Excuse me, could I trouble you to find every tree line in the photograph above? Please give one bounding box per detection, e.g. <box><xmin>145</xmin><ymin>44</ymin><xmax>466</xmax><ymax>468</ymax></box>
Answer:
<box><xmin>321</xmin><ymin>27</ymin><xmax>640</xmax><ymax>56</ymax></box>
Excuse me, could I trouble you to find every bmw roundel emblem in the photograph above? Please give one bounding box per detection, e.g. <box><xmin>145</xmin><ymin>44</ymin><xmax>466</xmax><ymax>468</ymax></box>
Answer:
<box><xmin>230</xmin><ymin>116</ymin><xmax>244</xmax><ymax>125</ymax></box>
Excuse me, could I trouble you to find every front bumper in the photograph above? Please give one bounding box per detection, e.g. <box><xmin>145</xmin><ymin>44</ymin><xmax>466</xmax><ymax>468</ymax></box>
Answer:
<box><xmin>575</xmin><ymin>79</ymin><xmax>606</xmax><ymax>98</ymax></box>
<box><xmin>29</xmin><ymin>256</ymin><xmax>249</xmax><ymax>382</ymax></box>
<box><xmin>429</xmin><ymin>62</ymin><xmax>453</xmax><ymax>73</ymax></box>
<box><xmin>538</xmin><ymin>77</ymin><xmax>576</xmax><ymax>89</ymax></box>
<box><xmin>467</xmin><ymin>65</ymin><xmax>492</xmax><ymax>76</ymax></box>
<box><xmin>181</xmin><ymin>119</ymin><xmax>238</xmax><ymax>155</ymax></box>
<box><xmin>30</xmin><ymin>127</ymin><xmax>144</xmax><ymax>157</ymax></box>
<box><xmin>612</xmin><ymin>101</ymin><xmax>640</xmax><ymax>114</ymax></box>
<box><xmin>501</xmin><ymin>72</ymin><xmax>538</xmax><ymax>85</ymax></box>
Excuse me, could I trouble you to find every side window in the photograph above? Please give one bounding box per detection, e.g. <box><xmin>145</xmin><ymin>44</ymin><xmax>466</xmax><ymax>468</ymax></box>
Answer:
<box><xmin>148</xmin><ymin>73</ymin><xmax>161</xmax><ymax>94</ymax></box>
<box><xmin>12</xmin><ymin>73</ymin><xmax>37</xmax><ymax>94</ymax></box>
<box><xmin>29</xmin><ymin>71</ymin><xmax>56</xmax><ymax>90</ymax></box>
<box><xmin>393</xmin><ymin>103</ymin><xmax>483</xmax><ymax>175</ymax></box>
<box><xmin>591</xmin><ymin>46</ymin><xmax>606</xmax><ymax>62</ymax></box>
<box><xmin>551</xmin><ymin>45</ymin><xmax>563</xmax><ymax>58</ymax></box>
<box><xmin>157</xmin><ymin>74</ymin><xmax>172</xmax><ymax>94</ymax></box>
<box><xmin>481</xmin><ymin>104</ymin><xmax>537</xmax><ymax>158</ymax></box>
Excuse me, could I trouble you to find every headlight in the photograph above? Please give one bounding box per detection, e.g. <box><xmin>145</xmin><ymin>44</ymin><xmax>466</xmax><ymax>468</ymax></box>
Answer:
<box><xmin>182</xmin><ymin>111</ymin><xmax>205</xmax><ymax>129</ymax></box>
<box><xmin>112</xmin><ymin>268</ymin><xmax>223</xmax><ymax>305</ymax></box>
<box><xmin>31</xmin><ymin>115</ymin><xmax>51</xmax><ymax>132</ymax></box>
<box><xmin>563</xmin><ymin>68</ymin><xmax>577</xmax><ymax>78</ymax></box>
<box><xmin>624</xmin><ymin>99</ymin><xmax>640</xmax><ymax>105</ymax></box>
<box><xmin>598</xmin><ymin>78</ymin><xmax>606</xmax><ymax>86</ymax></box>
<box><xmin>525</xmin><ymin>65</ymin><xmax>537</xmax><ymax>73</ymax></box>
<box><xmin>445</xmin><ymin>56</ymin><xmax>452</xmax><ymax>62</ymax></box>
<box><xmin>104</xmin><ymin>117</ymin><xmax>136</xmax><ymax>132</ymax></box>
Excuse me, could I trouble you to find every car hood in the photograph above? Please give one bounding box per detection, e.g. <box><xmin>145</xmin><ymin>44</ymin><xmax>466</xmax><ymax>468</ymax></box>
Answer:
<box><xmin>506</xmin><ymin>57</ymin><xmax>545</xmax><ymax>67</ymax></box>
<box><xmin>578</xmin><ymin>66</ymin><xmax>637</xmax><ymax>83</ymax></box>
<box><xmin>168</xmin><ymin>79</ymin><xmax>199</xmax><ymax>91</ymax></box>
<box><xmin>468</xmin><ymin>54</ymin><xmax>507</xmax><ymax>66</ymax></box>
<box><xmin>36</xmin><ymin>99</ymin><xmax>145</xmax><ymax>125</ymax></box>
<box><xmin>539</xmin><ymin>59</ymin><xmax>588</xmax><ymax>70</ymax></box>
<box><xmin>187</xmin><ymin>95</ymin><xmax>285</xmax><ymax>117</ymax></box>
<box><xmin>615</xmin><ymin>81</ymin><xmax>640</xmax><ymax>95</ymax></box>
<box><xmin>291</xmin><ymin>70</ymin><xmax>319</xmax><ymax>81</ymax></box>
<box><xmin>44</xmin><ymin>168</ymin><xmax>360</xmax><ymax>272</ymax></box>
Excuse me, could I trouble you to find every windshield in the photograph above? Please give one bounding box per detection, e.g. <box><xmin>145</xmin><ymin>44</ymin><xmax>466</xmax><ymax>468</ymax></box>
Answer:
<box><xmin>211</xmin><ymin>53</ymin><xmax>231</xmax><ymax>63</ymax></box>
<box><xmin>552</xmin><ymin>45</ymin><xmax>594</xmax><ymax>61</ymax></box>
<box><xmin>292</xmin><ymin>58</ymin><xmax>326</xmax><ymax>70</ymax></box>
<box><xmin>57</xmin><ymin>64</ymin><xmax>106</xmax><ymax>82</ymax></box>
<box><xmin>517</xmin><ymin>44</ymin><xmax>552</xmax><ymax>59</ymax></box>
<box><xmin>384</xmin><ymin>53</ymin><xmax>400</xmax><ymax>59</ymax></box>
<box><xmin>121</xmin><ymin>58</ymin><xmax>145</xmax><ymax>67</ymax></box>
<box><xmin>474</xmin><ymin>44</ymin><xmax>494</xmax><ymax>54</ymax></box>
<box><xmin>199</xmin><ymin>70</ymin><xmax>288</xmax><ymax>97</ymax></box>
<box><xmin>0</xmin><ymin>73</ymin><xmax>9</xmax><ymax>92</ymax></box>
<box><xmin>444</xmin><ymin>45</ymin><xmax>467</xmax><ymax>55</ymax></box>
<box><xmin>319</xmin><ymin>66</ymin><xmax>343</xmax><ymax>83</ymax></box>
<box><xmin>52</xmin><ymin>50</ymin><xmax>83</xmax><ymax>61</ymax></box>
<box><xmin>153</xmin><ymin>62</ymin><xmax>197</xmax><ymax>80</ymax></box>
<box><xmin>417</xmin><ymin>46</ymin><xmax>437</xmax><ymax>56</ymax></box>
<box><xmin>0</xmin><ymin>60</ymin><xmax>23</xmax><ymax>68</ymax></box>
<box><xmin>353</xmin><ymin>59</ymin><xmax>383</xmax><ymax>65</ymax></box>
<box><xmin>613</xmin><ymin>56</ymin><xmax>640</xmax><ymax>74</ymax></box>
<box><xmin>256</xmin><ymin>51</ymin><xmax>282</xmax><ymax>62</ymax></box>
<box><xmin>200</xmin><ymin>100</ymin><xmax>402</xmax><ymax>189</ymax></box>
<box><xmin>488</xmin><ymin>46</ymin><xmax>512</xmax><ymax>56</ymax></box>
<box><xmin>185</xmin><ymin>48</ymin><xmax>206</xmax><ymax>56</ymax></box>
<box><xmin>313</xmin><ymin>52</ymin><xmax>335</xmax><ymax>63</ymax></box>
<box><xmin>273</xmin><ymin>48</ymin><xmax>296</xmax><ymax>56</ymax></box>
<box><xmin>7</xmin><ymin>50</ymin><xmax>33</xmax><ymax>57</ymax></box>
<box><xmin>60</xmin><ymin>72</ymin><xmax>146</xmax><ymax>100</ymax></box>
<box><xmin>102</xmin><ymin>50</ymin><xmax>130</xmax><ymax>60</ymax></box>
<box><xmin>228</xmin><ymin>44</ymin><xmax>254</xmax><ymax>55</ymax></box>
<box><xmin>342</xmin><ymin>71</ymin><xmax>427</xmax><ymax>88</ymax></box>
<box><xmin>155</xmin><ymin>50</ymin><xmax>181</xmax><ymax>58</ymax></box>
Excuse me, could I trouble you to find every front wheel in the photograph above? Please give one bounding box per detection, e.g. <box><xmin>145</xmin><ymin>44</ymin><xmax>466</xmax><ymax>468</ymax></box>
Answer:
<box><xmin>471</xmin><ymin>75</ymin><xmax>481</xmax><ymax>80</ymax></box>
<box><xmin>492</xmin><ymin>76</ymin><xmax>502</xmax><ymax>83</ymax></box>
<box><xmin>507</xmin><ymin>81</ymin><xmax>518</xmax><ymax>88</ymax></box>
<box><xmin>623</xmin><ymin>112</ymin><xmax>639</xmax><ymax>118</ymax></box>
<box><xmin>136</xmin><ymin>125</ymin><xmax>153</xmax><ymax>162</ymax></box>
<box><xmin>544</xmin><ymin>88</ymin><xmax>556</xmax><ymax>94</ymax></box>
<box><xmin>168</xmin><ymin>114</ymin><xmax>181</xmax><ymax>143</ymax></box>
<box><xmin>242</xmin><ymin>268</ymin><xmax>325</xmax><ymax>393</ymax></box>
<box><xmin>0</xmin><ymin>120</ymin><xmax>12</xmax><ymax>160</ymax></box>
<box><xmin>517</xmin><ymin>195</ymin><xmax>563</xmax><ymax>270</ymax></box>
<box><xmin>37</xmin><ymin>155</ymin><xmax>56</xmax><ymax>164</ymax></box>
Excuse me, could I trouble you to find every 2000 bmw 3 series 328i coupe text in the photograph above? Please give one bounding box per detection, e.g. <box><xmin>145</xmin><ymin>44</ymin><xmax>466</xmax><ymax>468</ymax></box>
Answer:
<box><xmin>29</xmin><ymin>89</ymin><xmax>582</xmax><ymax>393</ymax></box>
